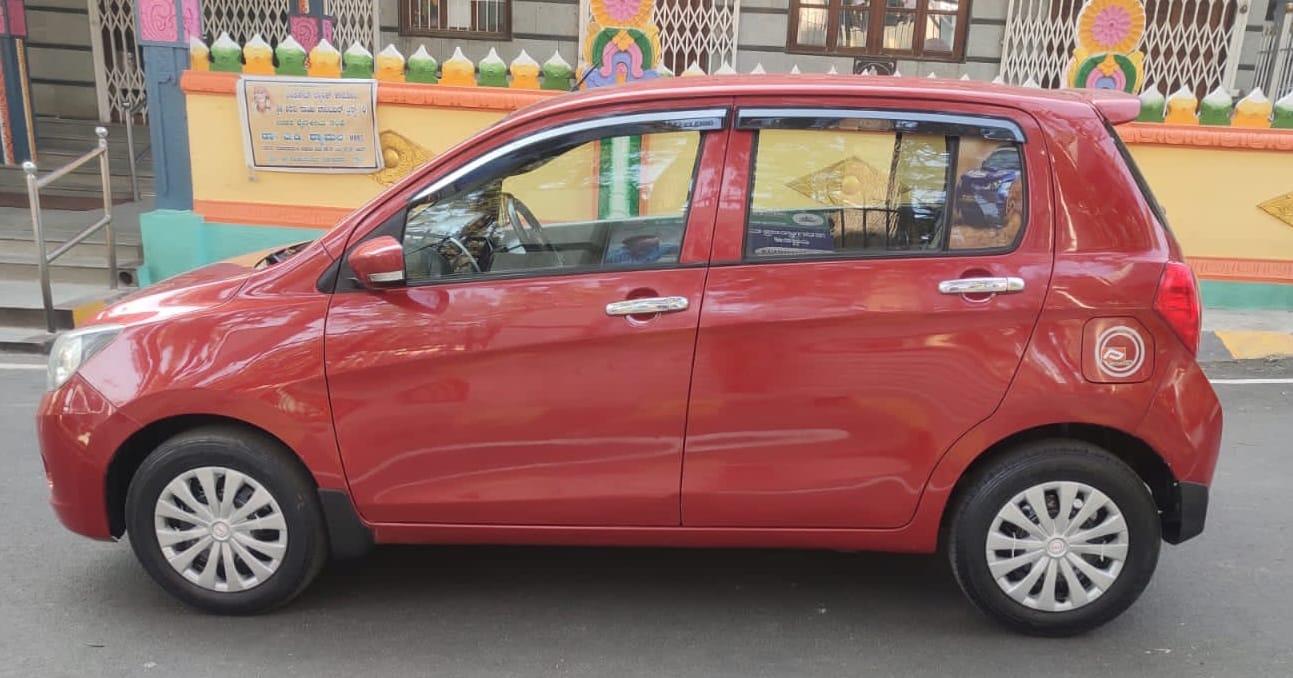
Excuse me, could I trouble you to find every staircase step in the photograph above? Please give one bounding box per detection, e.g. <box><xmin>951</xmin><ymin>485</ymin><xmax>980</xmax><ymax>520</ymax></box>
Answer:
<box><xmin>0</xmin><ymin>326</ymin><xmax>55</xmax><ymax>354</ymax></box>
<box><xmin>0</xmin><ymin>254</ymin><xmax>142</xmax><ymax>286</ymax></box>
<box><xmin>0</xmin><ymin>236</ymin><xmax>141</xmax><ymax>262</ymax></box>
<box><xmin>0</xmin><ymin>165</ymin><xmax>152</xmax><ymax>200</ymax></box>
<box><xmin>36</xmin><ymin>147</ymin><xmax>155</xmax><ymax>179</ymax></box>
<box><xmin>0</xmin><ymin>278</ymin><xmax>131</xmax><ymax>330</ymax></box>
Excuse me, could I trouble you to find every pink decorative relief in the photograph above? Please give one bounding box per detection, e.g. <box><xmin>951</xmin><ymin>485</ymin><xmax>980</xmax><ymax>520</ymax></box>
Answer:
<box><xmin>181</xmin><ymin>0</ymin><xmax>201</xmax><ymax>40</ymax></box>
<box><xmin>138</xmin><ymin>0</ymin><xmax>178</xmax><ymax>43</ymax></box>
<box><xmin>290</xmin><ymin>15</ymin><xmax>320</xmax><ymax>52</ymax></box>
<box><xmin>5</xmin><ymin>0</ymin><xmax>27</xmax><ymax>37</ymax></box>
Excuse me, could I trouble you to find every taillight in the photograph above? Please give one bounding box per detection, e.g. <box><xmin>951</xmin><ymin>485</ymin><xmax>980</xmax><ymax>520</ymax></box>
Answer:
<box><xmin>1153</xmin><ymin>261</ymin><xmax>1201</xmax><ymax>355</ymax></box>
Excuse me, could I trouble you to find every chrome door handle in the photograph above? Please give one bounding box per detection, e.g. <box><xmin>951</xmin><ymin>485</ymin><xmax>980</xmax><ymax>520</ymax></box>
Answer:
<box><xmin>938</xmin><ymin>277</ymin><xmax>1025</xmax><ymax>295</ymax></box>
<box><xmin>605</xmin><ymin>296</ymin><xmax>690</xmax><ymax>317</ymax></box>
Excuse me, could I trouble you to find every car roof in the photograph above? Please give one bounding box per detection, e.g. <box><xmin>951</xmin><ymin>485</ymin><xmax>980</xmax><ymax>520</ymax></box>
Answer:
<box><xmin>507</xmin><ymin>75</ymin><xmax>1127</xmax><ymax>127</ymax></box>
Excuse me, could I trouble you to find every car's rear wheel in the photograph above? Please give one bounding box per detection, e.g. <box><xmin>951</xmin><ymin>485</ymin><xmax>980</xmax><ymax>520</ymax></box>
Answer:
<box><xmin>947</xmin><ymin>440</ymin><xmax>1161</xmax><ymax>636</ymax></box>
<box><xmin>125</xmin><ymin>426</ymin><xmax>327</xmax><ymax>614</ymax></box>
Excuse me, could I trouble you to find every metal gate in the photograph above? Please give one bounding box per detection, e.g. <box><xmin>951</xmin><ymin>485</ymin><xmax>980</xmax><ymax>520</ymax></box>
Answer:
<box><xmin>1000</xmin><ymin>0</ymin><xmax>1252</xmax><ymax>95</ymax></box>
<box><xmin>578</xmin><ymin>0</ymin><xmax>740</xmax><ymax>75</ymax></box>
<box><xmin>87</xmin><ymin>0</ymin><xmax>147</xmax><ymax>123</ymax></box>
<box><xmin>1255</xmin><ymin>5</ymin><xmax>1293</xmax><ymax>96</ymax></box>
<box><xmin>201</xmin><ymin>0</ymin><xmax>292</xmax><ymax>44</ymax></box>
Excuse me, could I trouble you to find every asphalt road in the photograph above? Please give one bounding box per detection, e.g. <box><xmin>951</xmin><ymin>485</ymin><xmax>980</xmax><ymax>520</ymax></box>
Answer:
<box><xmin>2</xmin><ymin>355</ymin><xmax>1291</xmax><ymax>678</ymax></box>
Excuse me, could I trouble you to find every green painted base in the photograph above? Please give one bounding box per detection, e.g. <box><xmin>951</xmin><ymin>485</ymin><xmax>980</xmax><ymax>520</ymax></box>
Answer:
<box><xmin>138</xmin><ymin>210</ymin><xmax>325</xmax><ymax>285</ymax></box>
<box><xmin>1200</xmin><ymin>281</ymin><xmax>1293</xmax><ymax>311</ymax></box>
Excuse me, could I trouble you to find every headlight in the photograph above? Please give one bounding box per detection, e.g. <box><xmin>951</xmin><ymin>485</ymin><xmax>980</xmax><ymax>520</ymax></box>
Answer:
<box><xmin>47</xmin><ymin>324</ymin><xmax>123</xmax><ymax>391</ymax></box>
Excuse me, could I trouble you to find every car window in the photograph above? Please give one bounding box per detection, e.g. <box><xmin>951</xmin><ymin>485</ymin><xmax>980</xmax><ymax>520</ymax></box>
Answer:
<box><xmin>403</xmin><ymin>130</ymin><xmax>702</xmax><ymax>283</ymax></box>
<box><xmin>744</xmin><ymin>123</ymin><xmax>1026</xmax><ymax>259</ymax></box>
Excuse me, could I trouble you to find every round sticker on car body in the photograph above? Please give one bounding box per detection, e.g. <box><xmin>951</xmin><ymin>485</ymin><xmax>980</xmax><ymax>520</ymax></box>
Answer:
<box><xmin>1096</xmin><ymin>326</ymin><xmax>1145</xmax><ymax>377</ymax></box>
<box><xmin>1082</xmin><ymin>318</ymin><xmax>1154</xmax><ymax>384</ymax></box>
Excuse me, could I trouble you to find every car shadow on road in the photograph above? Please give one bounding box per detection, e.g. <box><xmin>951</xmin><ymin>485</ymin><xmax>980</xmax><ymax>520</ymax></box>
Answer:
<box><xmin>289</xmin><ymin>544</ymin><xmax>996</xmax><ymax>636</ymax></box>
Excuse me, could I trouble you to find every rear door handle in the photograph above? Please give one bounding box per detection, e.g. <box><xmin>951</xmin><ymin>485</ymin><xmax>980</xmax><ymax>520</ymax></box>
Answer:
<box><xmin>938</xmin><ymin>277</ymin><xmax>1025</xmax><ymax>295</ymax></box>
<box><xmin>606</xmin><ymin>296</ymin><xmax>690</xmax><ymax>316</ymax></box>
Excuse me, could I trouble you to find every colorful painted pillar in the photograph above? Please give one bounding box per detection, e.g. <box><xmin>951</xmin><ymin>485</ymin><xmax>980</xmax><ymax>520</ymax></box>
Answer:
<box><xmin>289</xmin><ymin>0</ymin><xmax>335</xmax><ymax>54</ymax></box>
<box><xmin>580</xmin><ymin>0</ymin><xmax>662</xmax><ymax>219</ymax></box>
<box><xmin>136</xmin><ymin>0</ymin><xmax>201</xmax><ymax>209</ymax></box>
<box><xmin>0</xmin><ymin>0</ymin><xmax>35</xmax><ymax>165</ymax></box>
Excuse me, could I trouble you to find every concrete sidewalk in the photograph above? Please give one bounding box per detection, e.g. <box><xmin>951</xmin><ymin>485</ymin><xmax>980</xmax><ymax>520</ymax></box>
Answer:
<box><xmin>1200</xmin><ymin>308</ymin><xmax>1293</xmax><ymax>362</ymax></box>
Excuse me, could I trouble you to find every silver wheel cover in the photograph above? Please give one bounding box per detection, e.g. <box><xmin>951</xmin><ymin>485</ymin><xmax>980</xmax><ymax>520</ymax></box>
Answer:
<box><xmin>986</xmin><ymin>481</ymin><xmax>1129</xmax><ymax>612</ymax></box>
<box><xmin>153</xmin><ymin>466</ymin><xmax>288</xmax><ymax>593</ymax></box>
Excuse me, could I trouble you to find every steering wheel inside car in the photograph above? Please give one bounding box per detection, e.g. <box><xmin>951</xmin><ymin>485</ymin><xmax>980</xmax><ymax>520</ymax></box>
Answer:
<box><xmin>502</xmin><ymin>192</ymin><xmax>565</xmax><ymax>267</ymax></box>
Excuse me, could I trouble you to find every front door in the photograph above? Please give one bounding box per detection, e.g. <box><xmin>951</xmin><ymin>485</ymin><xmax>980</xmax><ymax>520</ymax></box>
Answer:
<box><xmin>682</xmin><ymin>103</ymin><xmax>1054</xmax><ymax>529</ymax></box>
<box><xmin>325</xmin><ymin>110</ymin><xmax>727</xmax><ymax>526</ymax></box>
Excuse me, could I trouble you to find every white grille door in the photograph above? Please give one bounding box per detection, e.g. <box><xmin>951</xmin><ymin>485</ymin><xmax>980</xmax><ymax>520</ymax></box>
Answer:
<box><xmin>201</xmin><ymin>0</ymin><xmax>292</xmax><ymax>44</ymax></box>
<box><xmin>657</xmin><ymin>0</ymin><xmax>741</xmax><ymax>73</ymax></box>
<box><xmin>1255</xmin><ymin>8</ymin><xmax>1293</xmax><ymax>96</ymax></box>
<box><xmin>324</xmin><ymin>0</ymin><xmax>381</xmax><ymax>50</ymax></box>
<box><xmin>88</xmin><ymin>0</ymin><xmax>147</xmax><ymax>123</ymax></box>
<box><xmin>1000</xmin><ymin>0</ymin><xmax>1252</xmax><ymax>95</ymax></box>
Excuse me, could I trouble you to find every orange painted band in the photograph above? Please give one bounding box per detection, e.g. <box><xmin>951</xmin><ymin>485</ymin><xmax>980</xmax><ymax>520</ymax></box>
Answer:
<box><xmin>1118</xmin><ymin>123</ymin><xmax>1293</xmax><ymax>152</ymax></box>
<box><xmin>194</xmin><ymin>199</ymin><xmax>353</xmax><ymax>229</ymax></box>
<box><xmin>180</xmin><ymin>70</ymin><xmax>563</xmax><ymax>112</ymax></box>
<box><xmin>1187</xmin><ymin>256</ymin><xmax>1293</xmax><ymax>284</ymax></box>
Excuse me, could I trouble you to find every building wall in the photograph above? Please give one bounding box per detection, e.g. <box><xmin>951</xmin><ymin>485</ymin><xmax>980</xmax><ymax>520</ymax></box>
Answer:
<box><xmin>378</xmin><ymin>0</ymin><xmax>581</xmax><ymax>74</ymax></box>
<box><xmin>23</xmin><ymin>0</ymin><xmax>98</xmax><ymax>119</ymax></box>
<box><xmin>735</xmin><ymin>0</ymin><xmax>1007</xmax><ymax>77</ymax></box>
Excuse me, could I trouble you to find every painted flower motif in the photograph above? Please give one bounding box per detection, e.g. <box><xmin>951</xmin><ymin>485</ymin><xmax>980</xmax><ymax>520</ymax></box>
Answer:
<box><xmin>1076</xmin><ymin>0</ymin><xmax>1145</xmax><ymax>54</ymax></box>
<box><xmin>590</xmin><ymin>0</ymin><xmax>651</xmax><ymax>27</ymax></box>
<box><xmin>1091</xmin><ymin>7</ymin><xmax>1130</xmax><ymax>47</ymax></box>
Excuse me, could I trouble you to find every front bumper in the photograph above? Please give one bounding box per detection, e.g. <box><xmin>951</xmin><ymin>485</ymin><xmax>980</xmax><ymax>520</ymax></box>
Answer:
<box><xmin>36</xmin><ymin>374</ymin><xmax>133</xmax><ymax>540</ymax></box>
<box><xmin>1162</xmin><ymin>481</ymin><xmax>1209</xmax><ymax>545</ymax></box>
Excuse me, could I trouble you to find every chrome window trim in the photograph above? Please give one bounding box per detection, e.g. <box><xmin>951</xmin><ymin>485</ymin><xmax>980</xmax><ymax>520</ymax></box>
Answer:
<box><xmin>410</xmin><ymin>108</ymin><xmax>728</xmax><ymax>203</ymax></box>
<box><xmin>735</xmin><ymin>108</ymin><xmax>1026</xmax><ymax>142</ymax></box>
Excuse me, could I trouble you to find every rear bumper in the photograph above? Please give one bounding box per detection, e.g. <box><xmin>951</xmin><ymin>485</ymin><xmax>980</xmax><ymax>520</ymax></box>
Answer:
<box><xmin>1162</xmin><ymin>481</ymin><xmax>1209</xmax><ymax>544</ymax></box>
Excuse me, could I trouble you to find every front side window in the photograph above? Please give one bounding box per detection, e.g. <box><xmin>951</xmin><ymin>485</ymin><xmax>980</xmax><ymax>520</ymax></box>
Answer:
<box><xmin>743</xmin><ymin>117</ymin><xmax>1026</xmax><ymax>259</ymax></box>
<box><xmin>789</xmin><ymin>0</ymin><xmax>969</xmax><ymax>60</ymax></box>
<box><xmin>402</xmin><ymin>130</ymin><xmax>702</xmax><ymax>283</ymax></box>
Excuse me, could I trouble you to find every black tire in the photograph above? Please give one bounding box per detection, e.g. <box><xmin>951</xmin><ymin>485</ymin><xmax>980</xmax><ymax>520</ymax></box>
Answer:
<box><xmin>125</xmin><ymin>425</ymin><xmax>328</xmax><ymax>614</ymax></box>
<box><xmin>947</xmin><ymin>440</ymin><xmax>1161</xmax><ymax>636</ymax></box>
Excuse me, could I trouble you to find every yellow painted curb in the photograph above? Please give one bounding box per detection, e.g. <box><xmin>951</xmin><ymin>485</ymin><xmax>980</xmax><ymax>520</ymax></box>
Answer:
<box><xmin>1214</xmin><ymin>330</ymin><xmax>1293</xmax><ymax>360</ymax></box>
<box><xmin>71</xmin><ymin>300</ymin><xmax>107</xmax><ymax>328</ymax></box>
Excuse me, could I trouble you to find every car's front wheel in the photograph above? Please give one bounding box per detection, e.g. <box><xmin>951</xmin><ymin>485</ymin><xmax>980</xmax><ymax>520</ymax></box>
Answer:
<box><xmin>125</xmin><ymin>426</ymin><xmax>328</xmax><ymax>614</ymax></box>
<box><xmin>947</xmin><ymin>440</ymin><xmax>1161</xmax><ymax>636</ymax></box>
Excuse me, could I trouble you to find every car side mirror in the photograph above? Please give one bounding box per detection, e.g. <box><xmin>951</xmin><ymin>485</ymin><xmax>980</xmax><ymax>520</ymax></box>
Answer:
<box><xmin>348</xmin><ymin>235</ymin><xmax>405</xmax><ymax>289</ymax></box>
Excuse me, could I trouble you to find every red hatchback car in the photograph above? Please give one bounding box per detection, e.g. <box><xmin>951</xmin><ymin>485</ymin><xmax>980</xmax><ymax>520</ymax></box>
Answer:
<box><xmin>38</xmin><ymin>76</ymin><xmax>1221</xmax><ymax>635</ymax></box>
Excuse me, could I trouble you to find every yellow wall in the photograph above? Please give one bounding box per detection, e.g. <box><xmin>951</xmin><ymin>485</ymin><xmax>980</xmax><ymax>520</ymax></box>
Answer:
<box><xmin>188</xmin><ymin>92</ymin><xmax>507</xmax><ymax>208</ymax></box>
<box><xmin>185</xmin><ymin>83</ymin><xmax>1293</xmax><ymax>265</ymax></box>
<box><xmin>1125</xmin><ymin>144</ymin><xmax>1293</xmax><ymax>261</ymax></box>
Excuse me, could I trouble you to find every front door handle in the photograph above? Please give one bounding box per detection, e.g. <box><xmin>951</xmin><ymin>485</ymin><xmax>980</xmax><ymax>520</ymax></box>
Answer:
<box><xmin>938</xmin><ymin>277</ymin><xmax>1025</xmax><ymax>295</ymax></box>
<box><xmin>606</xmin><ymin>296</ymin><xmax>690</xmax><ymax>317</ymax></box>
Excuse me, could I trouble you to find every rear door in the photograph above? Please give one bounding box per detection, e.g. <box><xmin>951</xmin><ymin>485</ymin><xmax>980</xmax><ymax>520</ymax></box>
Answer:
<box><xmin>682</xmin><ymin>101</ymin><xmax>1054</xmax><ymax>529</ymax></box>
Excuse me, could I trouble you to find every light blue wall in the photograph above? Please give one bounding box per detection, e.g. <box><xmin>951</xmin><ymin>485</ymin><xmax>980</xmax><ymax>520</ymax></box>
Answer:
<box><xmin>138</xmin><ymin>209</ymin><xmax>325</xmax><ymax>284</ymax></box>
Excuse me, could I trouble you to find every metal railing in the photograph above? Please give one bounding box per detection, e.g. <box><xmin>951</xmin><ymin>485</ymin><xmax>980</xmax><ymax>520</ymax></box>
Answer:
<box><xmin>119</xmin><ymin>52</ymin><xmax>150</xmax><ymax>202</ymax></box>
<box><xmin>22</xmin><ymin>127</ymin><xmax>118</xmax><ymax>334</ymax></box>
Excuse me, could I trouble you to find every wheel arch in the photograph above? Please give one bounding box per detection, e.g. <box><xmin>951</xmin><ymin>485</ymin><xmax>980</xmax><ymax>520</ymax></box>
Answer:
<box><xmin>937</xmin><ymin>423</ymin><xmax>1178</xmax><ymax>548</ymax></box>
<box><xmin>104</xmin><ymin>414</ymin><xmax>309</xmax><ymax>538</ymax></box>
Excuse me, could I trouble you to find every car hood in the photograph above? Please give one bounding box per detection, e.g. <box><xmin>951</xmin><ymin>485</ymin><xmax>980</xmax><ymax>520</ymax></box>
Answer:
<box><xmin>89</xmin><ymin>247</ymin><xmax>275</xmax><ymax>326</ymax></box>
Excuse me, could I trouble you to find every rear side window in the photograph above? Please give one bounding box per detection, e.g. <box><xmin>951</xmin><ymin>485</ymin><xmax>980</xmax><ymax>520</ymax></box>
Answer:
<box><xmin>742</xmin><ymin>115</ymin><xmax>1027</xmax><ymax>260</ymax></box>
